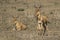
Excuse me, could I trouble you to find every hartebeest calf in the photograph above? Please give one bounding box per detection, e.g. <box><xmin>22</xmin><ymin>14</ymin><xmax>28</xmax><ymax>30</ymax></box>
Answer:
<box><xmin>12</xmin><ymin>16</ymin><xmax>27</xmax><ymax>31</ymax></box>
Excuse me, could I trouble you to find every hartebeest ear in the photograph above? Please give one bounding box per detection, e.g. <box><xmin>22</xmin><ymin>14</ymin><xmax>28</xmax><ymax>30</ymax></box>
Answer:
<box><xmin>34</xmin><ymin>5</ymin><xmax>42</xmax><ymax>11</ymax></box>
<box><xmin>34</xmin><ymin>4</ymin><xmax>40</xmax><ymax>8</ymax></box>
<box><xmin>12</xmin><ymin>15</ymin><xmax>19</xmax><ymax>19</ymax></box>
<box><xmin>39</xmin><ymin>5</ymin><xmax>42</xmax><ymax>8</ymax></box>
<box><xmin>11</xmin><ymin>15</ymin><xmax>19</xmax><ymax>21</ymax></box>
<box><xmin>34</xmin><ymin>4</ymin><xmax>42</xmax><ymax>8</ymax></box>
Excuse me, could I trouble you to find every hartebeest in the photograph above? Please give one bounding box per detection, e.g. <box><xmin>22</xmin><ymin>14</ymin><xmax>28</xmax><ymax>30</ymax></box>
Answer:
<box><xmin>35</xmin><ymin>6</ymin><xmax>49</xmax><ymax>35</ymax></box>
<box><xmin>12</xmin><ymin>16</ymin><xmax>27</xmax><ymax>31</ymax></box>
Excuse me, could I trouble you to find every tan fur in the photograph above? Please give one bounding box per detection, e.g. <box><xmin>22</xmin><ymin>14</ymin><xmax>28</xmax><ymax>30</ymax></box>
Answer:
<box><xmin>15</xmin><ymin>21</ymin><xmax>26</xmax><ymax>31</ymax></box>
<box><xmin>35</xmin><ymin>7</ymin><xmax>48</xmax><ymax>35</ymax></box>
<box><xmin>38</xmin><ymin>14</ymin><xmax>48</xmax><ymax>23</ymax></box>
<box><xmin>12</xmin><ymin>16</ymin><xmax>27</xmax><ymax>31</ymax></box>
<box><xmin>37</xmin><ymin>20</ymin><xmax>44</xmax><ymax>31</ymax></box>
<box><xmin>36</xmin><ymin>11</ymin><xmax>48</xmax><ymax>29</ymax></box>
